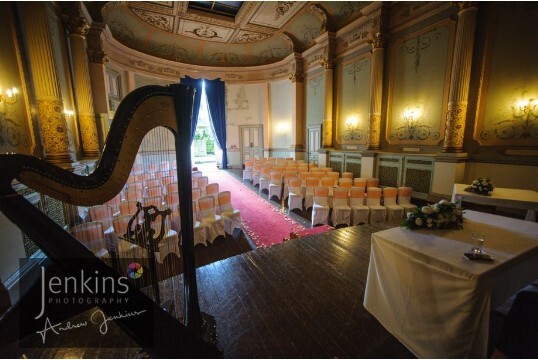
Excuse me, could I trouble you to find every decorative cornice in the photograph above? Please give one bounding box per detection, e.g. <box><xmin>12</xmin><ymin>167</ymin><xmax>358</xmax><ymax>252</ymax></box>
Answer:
<box><xmin>369</xmin><ymin>32</ymin><xmax>387</xmax><ymax>49</ymax></box>
<box><xmin>310</xmin><ymin>4</ymin><xmax>329</xmax><ymax>33</ymax></box>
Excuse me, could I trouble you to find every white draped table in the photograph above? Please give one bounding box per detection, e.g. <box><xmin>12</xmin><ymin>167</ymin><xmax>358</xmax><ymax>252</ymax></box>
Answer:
<box><xmin>452</xmin><ymin>183</ymin><xmax>538</xmax><ymax>221</ymax></box>
<box><xmin>363</xmin><ymin>211</ymin><xmax>538</xmax><ymax>358</ymax></box>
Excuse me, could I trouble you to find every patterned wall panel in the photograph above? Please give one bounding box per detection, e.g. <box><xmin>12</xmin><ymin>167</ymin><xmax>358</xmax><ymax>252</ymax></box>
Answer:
<box><xmin>405</xmin><ymin>168</ymin><xmax>432</xmax><ymax>195</ymax></box>
<box><xmin>329</xmin><ymin>153</ymin><xmax>344</xmax><ymax>174</ymax></box>
<box><xmin>344</xmin><ymin>154</ymin><xmax>362</xmax><ymax>178</ymax></box>
<box><xmin>378</xmin><ymin>166</ymin><xmax>399</xmax><ymax>187</ymax></box>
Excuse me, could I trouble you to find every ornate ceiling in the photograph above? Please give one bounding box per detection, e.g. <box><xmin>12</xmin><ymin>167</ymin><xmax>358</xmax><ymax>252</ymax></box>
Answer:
<box><xmin>98</xmin><ymin>1</ymin><xmax>371</xmax><ymax>67</ymax></box>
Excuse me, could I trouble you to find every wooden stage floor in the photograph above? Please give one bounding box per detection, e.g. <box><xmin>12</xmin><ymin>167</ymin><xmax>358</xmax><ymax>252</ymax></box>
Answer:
<box><xmin>166</xmin><ymin>223</ymin><xmax>415</xmax><ymax>358</ymax></box>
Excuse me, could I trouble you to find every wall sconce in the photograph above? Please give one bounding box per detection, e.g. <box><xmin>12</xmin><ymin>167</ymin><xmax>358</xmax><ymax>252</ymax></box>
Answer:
<box><xmin>0</xmin><ymin>87</ymin><xmax>18</xmax><ymax>106</ymax></box>
<box><xmin>64</xmin><ymin>109</ymin><xmax>75</xmax><ymax>119</ymax></box>
<box><xmin>278</xmin><ymin>123</ymin><xmax>289</xmax><ymax>135</ymax></box>
<box><xmin>342</xmin><ymin>115</ymin><xmax>364</xmax><ymax>141</ymax></box>
<box><xmin>393</xmin><ymin>104</ymin><xmax>434</xmax><ymax>141</ymax></box>
<box><xmin>501</xmin><ymin>98</ymin><xmax>538</xmax><ymax>140</ymax></box>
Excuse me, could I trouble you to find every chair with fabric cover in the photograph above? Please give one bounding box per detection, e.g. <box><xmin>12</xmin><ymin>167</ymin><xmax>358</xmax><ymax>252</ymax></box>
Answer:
<box><xmin>146</xmin><ymin>185</ymin><xmax>163</xmax><ymax>198</ymax></box>
<box><xmin>349</xmin><ymin>187</ymin><xmax>369</xmax><ymax>225</ymax></box>
<box><xmin>383</xmin><ymin>187</ymin><xmax>405</xmax><ymax>223</ymax></box>
<box><xmin>112</xmin><ymin>214</ymin><xmax>147</xmax><ymax>259</ymax></box>
<box><xmin>311</xmin><ymin>187</ymin><xmax>330</xmax><ymax>227</ymax></box>
<box><xmin>366</xmin><ymin>187</ymin><xmax>386</xmax><ymax>223</ymax></box>
<box><xmin>205</xmin><ymin>183</ymin><xmax>220</xmax><ymax>203</ymax></box>
<box><xmin>88</xmin><ymin>204</ymin><xmax>114</xmax><ymax>230</ymax></box>
<box><xmin>287</xmin><ymin>177</ymin><xmax>304</xmax><ymax>212</ymax></box>
<box><xmin>353</xmin><ymin>178</ymin><xmax>367</xmax><ymax>189</ymax></box>
<box><xmin>189</xmin><ymin>201</ymin><xmax>208</xmax><ymax>246</ymax></box>
<box><xmin>166</xmin><ymin>182</ymin><xmax>179</xmax><ymax>194</ymax></box>
<box><xmin>147</xmin><ymin>163</ymin><xmax>158</xmax><ymax>174</ymax></box>
<box><xmin>105</xmin><ymin>193</ymin><xmax>122</xmax><ymax>217</ymax></box>
<box><xmin>197</xmin><ymin>176</ymin><xmax>209</xmax><ymax>194</ymax></box>
<box><xmin>251</xmin><ymin>163</ymin><xmax>263</xmax><ymax>187</ymax></box>
<box><xmin>160</xmin><ymin>160</ymin><xmax>170</xmax><ymax>172</ymax></box>
<box><xmin>268</xmin><ymin>171</ymin><xmax>284</xmax><ymax>201</ymax></box>
<box><xmin>161</xmin><ymin>176</ymin><xmax>175</xmax><ymax>190</ymax></box>
<box><xmin>342</xmin><ymin>172</ymin><xmax>354</xmax><ymax>179</ymax></box>
<box><xmin>134</xmin><ymin>173</ymin><xmax>152</xmax><ymax>183</ymax></box>
<box><xmin>71</xmin><ymin>222</ymin><xmax>110</xmax><ymax>260</ymax></box>
<box><xmin>142</xmin><ymin>195</ymin><xmax>164</xmax><ymax>210</ymax></box>
<box><xmin>148</xmin><ymin>210</ymin><xmax>180</xmax><ymax>263</ymax></box>
<box><xmin>397</xmin><ymin>186</ymin><xmax>418</xmax><ymax>215</ymax></box>
<box><xmin>131</xmin><ymin>163</ymin><xmax>143</xmax><ymax>175</ymax></box>
<box><xmin>217</xmin><ymin>191</ymin><xmax>242</xmax><ymax>236</ymax></box>
<box><xmin>242</xmin><ymin>159</ymin><xmax>254</xmax><ymax>181</ymax></box>
<box><xmin>127</xmin><ymin>181</ymin><xmax>144</xmax><ymax>192</ymax></box>
<box><xmin>119</xmin><ymin>200</ymin><xmax>139</xmax><ymax>216</ymax></box>
<box><xmin>198</xmin><ymin>195</ymin><xmax>226</xmax><ymax>244</ymax></box>
<box><xmin>155</xmin><ymin>170</ymin><xmax>168</xmax><ymax>180</ymax></box>
<box><xmin>338</xmin><ymin>178</ymin><xmax>352</xmax><ymax>189</ymax></box>
<box><xmin>165</xmin><ymin>191</ymin><xmax>180</xmax><ymax>207</ymax></box>
<box><xmin>276</xmin><ymin>157</ymin><xmax>287</xmax><ymax>166</ymax></box>
<box><xmin>124</xmin><ymin>188</ymin><xmax>143</xmax><ymax>203</ymax></box>
<box><xmin>304</xmin><ymin>177</ymin><xmax>321</xmax><ymax>210</ymax></box>
<box><xmin>258</xmin><ymin>167</ymin><xmax>272</xmax><ymax>194</ymax></box>
<box><xmin>366</xmin><ymin>178</ymin><xmax>380</xmax><ymax>189</ymax></box>
<box><xmin>166</xmin><ymin>194</ymin><xmax>181</xmax><ymax>232</ymax></box>
<box><xmin>168</xmin><ymin>169</ymin><xmax>178</xmax><ymax>180</ymax></box>
<box><xmin>331</xmin><ymin>187</ymin><xmax>351</xmax><ymax>227</ymax></box>
<box><xmin>192</xmin><ymin>170</ymin><xmax>203</xmax><ymax>180</ymax></box>
<box><xmin>282</xmin><ymin>171</ymin><xmax>297</xmax><ymax>200</ymax></box>
<box><xmin>145</xmin><ymin>178</ymin><xmax>162</xmax><ymax>188</ymax></box>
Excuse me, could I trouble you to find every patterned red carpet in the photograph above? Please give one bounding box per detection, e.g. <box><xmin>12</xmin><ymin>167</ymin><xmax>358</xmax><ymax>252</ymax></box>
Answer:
<box><xmin>204</xmin><ymin>167</ymin><xmax>332</xmax><ymax>247</ymax></box>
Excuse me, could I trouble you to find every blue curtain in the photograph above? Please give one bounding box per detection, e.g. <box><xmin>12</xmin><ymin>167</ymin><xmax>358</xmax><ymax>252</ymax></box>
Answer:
<box><xmin>179</xmin><ymin>76</ymin><xmax>203</xmax><ymax>142</ymax></box>
<box><xmin>205</xmin><ymin>78</ymin><xmax>228</xmax><ymax>169</ymax></box>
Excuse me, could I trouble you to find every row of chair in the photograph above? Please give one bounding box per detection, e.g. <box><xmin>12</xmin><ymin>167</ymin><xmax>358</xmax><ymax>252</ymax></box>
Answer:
<box><xmin>308</xmin><ymin>186</ymin><xmax>417</xmax><ymax>227</ymax></box>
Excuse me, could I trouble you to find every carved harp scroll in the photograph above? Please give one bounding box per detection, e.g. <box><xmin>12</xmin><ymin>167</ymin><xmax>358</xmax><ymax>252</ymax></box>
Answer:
<box><xmin>0</xmin><ymin>85</ymin><xmax>218</xmax><ymax>357</ymax></box>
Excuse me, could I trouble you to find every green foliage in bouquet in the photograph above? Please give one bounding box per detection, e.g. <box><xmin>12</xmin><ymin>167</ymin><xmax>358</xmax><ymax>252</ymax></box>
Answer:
<box><xmin>401</xmin><ymin>199</ymin><xmax>464</xmax><ymax>230</ymax></box>
<box><xmin>465</xmin><ymin>177</ymin><xmax>494</xmax><ymax>195</ymax></box>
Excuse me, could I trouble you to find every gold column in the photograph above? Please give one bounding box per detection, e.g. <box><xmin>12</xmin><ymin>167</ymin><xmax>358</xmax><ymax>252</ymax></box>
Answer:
<box><xmin>64</xmin><ymin>5</ymin><xmax>100</xmax><ymax>158</ymax></box>
<box><xmin>289</xmin><ymin>55</ymin><xmax>305</xmax><ymax>159</ymax></box>
<box><xmin>320</xmin><ymin>42</ymin><xmax>335</xmax><ymax>149</ymax></box>
<box><xmin>367</xmin><ymin>32</ymin><xmax>386</xmax><ymax>150</ymax></box>
<box><xmin>22</xmin><ymin>3</ymin><xmax>71</xmax><ymax>163</ymax></box>
<box><xmin>443</xmin><ymin>2</ymin><xmax>478</xmax><ymax>152</ymax></box>
<box><xmin>87</xmin><ymin>24</ymin><xmax>110</xmax><ymax>148</ymax></box>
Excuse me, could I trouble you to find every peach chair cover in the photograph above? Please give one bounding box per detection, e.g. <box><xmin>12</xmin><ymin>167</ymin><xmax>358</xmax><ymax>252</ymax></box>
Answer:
<box><xmin>119</xmin><ymin>200</ymin><xmax>139</xmax><ymax>216</ymax></box>
<box><xmin>165</xmin><ymin>191</ymin><xmax>180</xmax><ymax>207</ymax></box>
<box><xmin>105</xmin><ymin>193</ymin><xmax>122</xmax><ymax>216</ymax></box>
<box><xmin>155</xmin><ymin>170</ymin><xmax>168</xmax><ymax>180</ymax></box>
<box><xmin>331</xmin><ymin>187</ymin><xmax>351</xmax><ymax>227</ymax></box>
<box><xmin>160</xmin><ymin>160</ymin><xmax>170</xmax><ymax>172</ymax></box>
<box><xmin>131</xmin><ymin>163</ymin><xmax>143</xmax><ymax>175</ymax></box>
<box><xmin>217</xmin><ymin>191</ymin><xmax>242</xmax><ymax>235</ymax></box>
<box><xmin>168</xmin><ymin>169</ymin><xmax>178</xmax><ymax>180</ymax></box>
<box><xmin>198</xmin><ymin>195</ymin><xmax>226</xmax><ymax>244</ymax></box>
<box><xmin>147</xmin><ymin>163</ymin><xmax>158</xmax><ymax>174</ymax></box>
<box><xmin>353</xmin><ymin>178</ymin><xmax>367</xmax><ymax>189</ymax></box>
<box><xmin>205</xmin><ymin>183</ymin><xmax>220</xmax><ymax>203</ymax></box>
<box><xmin>128</xmin><ymin>181</ymin><xmax>144</xmax><ymax>192</ymax></box>
<box><xmin>197</xmin><ymin>176</ymin><xmax>209</xmax><ymax>194</ymax></box>
<box><xmin>342</xmin><ymin>172</ymin><xmax>354</xmax><ymax>179</ymax></box>
<box><xmin>192</xmin><ymin>171</ymin><xmax>203</xmax><ymax>180</ymax></box>
<box><xmin>282</xmin><ymin>171</ymin><xmax>297</xmax><ymax>200</ymax></box>
<box><xmin>349</xmin><ymin>187</ymin><xmax>369</xmax><ymax>225</ymax></box>
<box><xmin>146</xmin><ymin>185</ymin><xmax>163</xmax><ymax>198</ymax></box>
<box><xmin>166</xmin><ymin>182</ymin><xmax>179</xmax><ymax>194</ymax></box>
<box><xmin>287</xmin><ymin>177</ymin><xmax>304</xmax><ymax>212</ymax></box>
<box><xmin>161</xmin><ymin>176</ymin><xmax>175</xmax><ymax>189</ymax></box>
<box><xmin>243</xmin><ymin>159</ymin><xmax>254</xmax><ymax>181</ymax></box>
<box><xmin>251</xmin><ymin>164</ymin><xmax>263</xmax><ymax>187</ymax></box>
<box><xmin>311</xmin><ymin>187</ymin><xmax>330</xmax><ymax>227</ymax></box>
<box><xmin>304</xmin><ymin>177</ymin><xmax>321</xmax><ymax>210</ymax></box>
<box><xmin>190</xmin><ymin>201</ymin><xmax>208</xmax><ymax>246</ymax></box>
<box><xmin>71</xmin><ymin>222</ymin><xmax>110</xmax><ymax>259</ymax></box>
<box><xmin>338</xmin><ymin>178</ymin><xmax>353</xmax><ymax>189</ymax></box>
<box><xmin>134</xmin><ymin>173</ymin><xmax>152</xmax><ymax>183</ymax></box>
<box><xmin>146</xmin><ymin>179</ymin><xmax>162</xmax><ymax>188</ymax></box>
<box><xmin>397</xmin><ymin>186</ymin><xmax>418</xmax><ymax>215</ymax></box>
<box><xmin>268</xmin><ymin>172</ymin><xmax>284</xmax><ymax>201</ymax></box>
<box><xmin>142</xmin><ymin>195</ymin><xmax>164</xmax><ymax>209</ymax></box>
<box><xmin>366</xmin><ymin>187</ymin><xmax>386</xmax><ymax>223</ymax></box>
<box><xmin>366</xmin><ymin>178</ymin><xmax>380</xmax><ymax>189</ymax></box>
<box><xmin>383</xmin><ymin>187</ymin><xmax>405</xmax><ymax>223</ymax></box>
<box><xmin>124</xmin><ymin>188</ymin><xmax>143</xmax><ymax>203</ymax></box>
<box><xmin>88</xmin><ymin>204</ymin><xmax>114</xmax><ymax>230</ymax></box>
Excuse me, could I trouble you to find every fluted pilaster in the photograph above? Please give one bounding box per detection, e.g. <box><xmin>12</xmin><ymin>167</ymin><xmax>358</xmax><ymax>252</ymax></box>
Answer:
<box><xmin>367</xmin><ymin>33</ymin><xmax>386</xmax><ymax>150</ymax></box>
<box><xmin>443</xmin><ymin>3</ymin><xmax>478</xmax><ymax>152</ymax></box>
<box><xmin>23</xmin><ymin>3</ymin><xmax>71</xmax><ymax>163</ymax></box>
<box><xmin>64</xmin><ymin>5</ymin><xmax>100</xmax><ymax>157</ymax></box>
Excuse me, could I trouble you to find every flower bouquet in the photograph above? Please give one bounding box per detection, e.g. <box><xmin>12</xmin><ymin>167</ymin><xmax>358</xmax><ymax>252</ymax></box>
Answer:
<box><xmin>401</xmin><ymin>199</ymin><xmax>464</xmax><ymax>230</ymax></box>
<box><xmin>465</xmin><ymin>177</ymin><xmax>494</xmax><ymax>195</ymax></box>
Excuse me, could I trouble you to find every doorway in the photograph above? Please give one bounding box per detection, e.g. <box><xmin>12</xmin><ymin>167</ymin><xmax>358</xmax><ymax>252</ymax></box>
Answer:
<box><xmin>307</xmin><ymin>125</ymin><xmax>321</xmax><ymax>165</ymax></box>
<box><xmin>240</xmin><ymin>125</ymin><xmax>263</xmax><ymax>164</ymax></box>
<box><xmin>192</xmin><ymin>81</ymin><xmax>218</xmax><ymax>169</ymax></box>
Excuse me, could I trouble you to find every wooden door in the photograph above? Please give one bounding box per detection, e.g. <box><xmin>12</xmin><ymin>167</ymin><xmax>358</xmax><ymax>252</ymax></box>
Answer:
<box><xmin>240</xmin><ymin>125</ymin><xmax>263</xmax><ymax>164</ymax></box>
<box><xmin>307</xmin><ymin>125</ymin><xmax>321</xmax><ymax>165</ymax></box>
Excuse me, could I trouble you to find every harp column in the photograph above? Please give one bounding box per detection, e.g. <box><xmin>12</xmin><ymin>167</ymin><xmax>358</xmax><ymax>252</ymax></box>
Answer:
<box><xmin>442</xmin><ymin>2</ymin><xmax>478</xmax><ymax>152</ymax></box>
<box><xmin>21</xmin><ymin>3</ymin><xmax>71</xmax><ymax>164</ymax></box>
<box><xmin>63</xmin><ymin>4</ymin><xmax>100</xmax><ymax>158</ymax></box>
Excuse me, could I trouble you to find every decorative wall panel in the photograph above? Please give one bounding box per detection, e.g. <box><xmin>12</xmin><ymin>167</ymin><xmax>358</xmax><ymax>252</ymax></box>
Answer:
<box><xmin>305</xmin><ymin>73</ymin><xmax>325</xmax><ymax>126</ymax></box>
<box><xmin>336</xmin><ymin>55</ymin><xmax>370</xmax><ymax>145</ymax></box>
<box><xmin>386</xmin><ymin>21</ymin><xmax>454</xmax><ymax>145</ymax></box>
<box><xmin>475</xmin><ymin>3</ymin><xmax>538</xmax><ymax>146</ymax></box>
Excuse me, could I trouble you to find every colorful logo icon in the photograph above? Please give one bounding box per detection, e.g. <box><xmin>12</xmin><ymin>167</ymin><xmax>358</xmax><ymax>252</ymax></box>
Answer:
<box><xmin>128</xmin><ymin>262</ymin><xmax>143</xmax><ymax>279</ymax></box>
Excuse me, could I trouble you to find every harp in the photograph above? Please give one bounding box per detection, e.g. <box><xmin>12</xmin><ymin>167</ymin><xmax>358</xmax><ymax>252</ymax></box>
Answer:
<box><xmin>0</xmin><ymin>84</ymin><xmax>220</xmax><ymax>357</ymax></box>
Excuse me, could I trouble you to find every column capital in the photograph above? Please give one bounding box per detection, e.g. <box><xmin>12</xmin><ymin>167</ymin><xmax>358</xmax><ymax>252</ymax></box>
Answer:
<box><xmin>62</xmin><ymin>3</ymin><xmax>90</xmax><ymax>37</ymax></box>
<box><xmin>453</xmin><ymin>1</ymin><xmax>478</xmax><ymax>13</ymax></box>
<box><xmin>369</xmin><ymin>32</ymin><xmax>387</xmax><ymax>50</ymax></box>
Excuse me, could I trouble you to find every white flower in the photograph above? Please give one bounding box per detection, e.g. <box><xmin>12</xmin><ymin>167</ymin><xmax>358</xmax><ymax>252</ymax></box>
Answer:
<box><xmin>421</xmin><ymin>206</ymin><xmax>434</xmax><ymax>215</ymax></box>
<box><xmin>438</xmin><ymin>199</ymin><xmax>448</xmax><ymax>205</ymax></box>
<box><xmin>415</xmin><ymin>218</ymin><xmax>423</xmax><ymax>226</ymax></box>
<box><xmin>427</xmin><ymin>222</ymin><xmax>434</xmax><ymax>228</ymax></box>
<box><xmin>407</xmin><ymin>212</ymin><xmax>413</xmax><ymax>219</ymax></box>
<box><xmin>426</xmin><ymin>218</ymin><xmax>433</xmax><ymax>224</ymax></box>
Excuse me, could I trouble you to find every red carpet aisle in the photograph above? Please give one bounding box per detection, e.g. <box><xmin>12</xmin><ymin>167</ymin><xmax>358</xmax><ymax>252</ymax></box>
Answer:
<box><xmin>204</xmin><ymin>167</ymin><xmax>331</xmax><ymax>247</ymax></box>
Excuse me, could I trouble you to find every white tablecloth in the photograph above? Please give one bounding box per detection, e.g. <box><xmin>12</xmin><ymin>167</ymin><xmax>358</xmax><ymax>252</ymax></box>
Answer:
<box><xmin>363</xmin><ymin>210</ymin><xmax>538</xmax><ymax>358</ymax></box>
<box><xmin>452</xmin><ymin>183</ymin><xmax>538</xmax><ymax>221</ymax></box>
